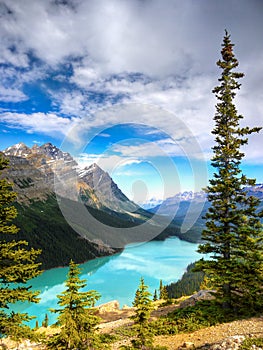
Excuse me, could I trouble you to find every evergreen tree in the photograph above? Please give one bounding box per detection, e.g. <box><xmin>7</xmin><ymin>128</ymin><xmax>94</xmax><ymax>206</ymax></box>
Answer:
<box><xmin>0</xmin><ymin>155</ymin><xmax>42</xmax><ymax>340</ymax></box>
<box><xmin>196</xmin><ymin>31</ymin><xmax>263</xmax><ymax>311</ymax></box>
<box><xmin>42</xmin><ymin>313</ymin><xmax>49</xmax><ymax>328</ymax></box>
<box><xmin>48</xmin><ymin>260</ymin><xmax>101</xmax><ymax>349</ymax></box>
<box><xmin>153</xmin><ymin>289</ymin><xmax>158</xmax><ymax>302</ymax></box>
<box><xmin>131</xmin><ymin>277</ymin><xmax>154</xmax><ymax>349</ymax></box>
<box><xmin>158</xmin><ymin>280</ymin><xmax>163</xmax><ymax>300</ymax></box>
<box><xmin>160</xmin><ymin>286</ymin><xmax>168</xmax><ymax>301</ymax></box>
<box><xmin>158</xmin><ymin>280</ymin><xmax>168</xmax><ymax>300</ymax></box>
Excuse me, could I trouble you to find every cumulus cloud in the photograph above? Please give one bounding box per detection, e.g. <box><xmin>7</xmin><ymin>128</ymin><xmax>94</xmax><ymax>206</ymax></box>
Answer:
<box><xmin>1</xmin><ymin>0</ymin><xmax>262</xmax><ymax>77</ymax></box>
<box><xmin>1</xmin><ymin>112</ymin><xmax>79</xmax><ymax>137</ymax></box>
<box><xmin>0</xmin><ymin>86</ymin><xmax>28</xmax><ymax>102</ymax></box>
<box><xmin>0</xmin><ymin>0</ymin><xmax>262</xmax><ymax>162</ymax></box>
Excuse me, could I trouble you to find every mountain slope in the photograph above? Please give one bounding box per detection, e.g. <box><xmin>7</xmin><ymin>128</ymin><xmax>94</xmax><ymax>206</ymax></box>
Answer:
<box><xmin>78</xmin><ymin>163</ymin><xmax>139</xmax><ymax>213</ymax></box>
<box><xmin>12</xmin><ymin>195</ymin><xmax>118</xmax><ymax>270</ymax></box>
<box><xmin>4</xmin><ymin>143</ymin><xmax>140</xmax><ymax>214</ymax></box>
<box><xmin>2</xmin><ymin>143</ymin><xmax>198</xmax><ymax>268</ymax></box>
<box><xmin>149</xmin><ymin>187</ymin><xmax>263</xmax><ymax>242</ymax></box>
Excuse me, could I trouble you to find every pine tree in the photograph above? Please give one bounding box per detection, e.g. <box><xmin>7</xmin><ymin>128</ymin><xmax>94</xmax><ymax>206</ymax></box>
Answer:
<box><xmin>42</xmin><ymin>313</ymin><xmax>49</xmax><ymax>328</ymax></box>
<box><xmin>158</xmin><ymin>279</ymin><xmax>168</xmax><ymax>300</ymax></box>
<box><xmin>47</xmin><ymin>260</ymin><xmax>101</xmax><ymax>349</ymax></box>
<box><xmin>131</xmin><ymin>277</ymin><xmax>154</xmax><ymax>349</ymax></box>
<box><xmin>158</xmin><ymin>280</ymin><xmax>163</xmax><ymax>300</ymax></box>
<box><xmin>196</xmin><ymin>31</ymin><xmax>263</xmax><ymax>311</ymax></box>
<box><xmin>153</xmin><ymin>289</ymin><xmax>158</xmax><ymax>302</ymax></box>
<box><xmin>0</xmin><ymin>155</ymin><xmax>42</xmax><ymax>340</ymax></box>
<box><xmin>160</xmin><ymin>286</ymin><xmax>168</xmax><ymax>301</ymax></box>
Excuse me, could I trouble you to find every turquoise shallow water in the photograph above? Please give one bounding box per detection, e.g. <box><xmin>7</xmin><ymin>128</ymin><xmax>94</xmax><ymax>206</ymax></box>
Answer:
<box><xmin>13</xmin><ymin>237</ymin><xmax>201</xmax><ymax>327</ymax></box>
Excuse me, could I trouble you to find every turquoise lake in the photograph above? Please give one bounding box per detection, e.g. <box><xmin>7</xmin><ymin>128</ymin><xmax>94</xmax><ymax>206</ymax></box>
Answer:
<box><xmin>14</xmin><ymin>237</ymin><xmax>202</xmax><ymax>327</ymax></box>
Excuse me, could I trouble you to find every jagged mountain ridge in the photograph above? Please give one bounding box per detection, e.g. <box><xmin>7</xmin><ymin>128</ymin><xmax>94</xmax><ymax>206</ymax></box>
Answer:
<box><xmin>78</xmin><ymin>163</ymin><xmax>138</xmax><ymax>213</ymax></box>
<box><xmin>2</xmin><ymin>143</ymin><xmax>189</xmax><ymax>265</ymax></box>
<box><xmin>148</xmin><ymin>185</ymin><xmax>263</xmax><ymax>217</ymax></box>
<box><xmin>1</xmin><ymin>142</ymin><xmax>153</xmax><ymax>269</ymax></box>
<box><xmin>147</xmin><ymin>186</ymin><xmax>263</xmax><ymax>239</ymax></box>
<box><xmin>3</xmin><ymin>142</ymin><xmax>139</xmax><ymax>213</ymax></box>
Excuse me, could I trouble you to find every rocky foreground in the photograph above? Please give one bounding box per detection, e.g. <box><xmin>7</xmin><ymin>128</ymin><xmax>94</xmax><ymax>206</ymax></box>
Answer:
<box><xmin>1</xmin><ymin>297</ymin><xmax>262</xmax><ymax>349</ymax></box>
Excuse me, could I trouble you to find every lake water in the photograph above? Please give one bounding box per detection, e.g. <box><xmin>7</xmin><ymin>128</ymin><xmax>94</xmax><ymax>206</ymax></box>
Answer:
<box><xmin>14</xmin><ymin>237</ymin><xmax>202</xmax><ymax>327</ymax></box>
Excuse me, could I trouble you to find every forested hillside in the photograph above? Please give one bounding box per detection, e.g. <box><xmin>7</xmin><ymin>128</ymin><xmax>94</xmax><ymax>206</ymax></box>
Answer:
<box><xmin>166</xmin><ymin>262</ymin><xmax>204</xmax><ymax>299</ymax></box>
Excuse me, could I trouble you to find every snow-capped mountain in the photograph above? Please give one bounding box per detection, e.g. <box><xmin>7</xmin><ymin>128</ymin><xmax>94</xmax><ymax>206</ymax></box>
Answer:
<box><xmin>140</xmin><ymin>191</ymin><xmax>207</xmax><ymax>212</ymax></box>
<box><xmin>78</xmin><ymin>163</ymin><xmax>139</xmax><ymax>212</ymax></box>
<box><xmin>3</xmin><ymin>142</ymin><xmax>138</xmax><ymax>213</ymax></box>
<box><xmin>138</xmin><ymin>197</ymin><xmax>163</xmax><ymax>210</ymax></box>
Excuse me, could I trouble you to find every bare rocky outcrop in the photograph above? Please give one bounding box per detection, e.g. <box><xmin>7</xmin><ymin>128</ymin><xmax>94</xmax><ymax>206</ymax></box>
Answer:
<box><xmin>179</xmin><ymin>290</ymin><xmax>216</xmax><ymax>308</ymax></box>
<box><xmin>2</xmin><ymin>143</ymin><xmax>139</xmax><ymax>213</ymax></box>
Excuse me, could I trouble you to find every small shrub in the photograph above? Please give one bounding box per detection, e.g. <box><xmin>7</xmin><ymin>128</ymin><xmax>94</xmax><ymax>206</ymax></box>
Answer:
<box><xmin>99</xmin><ymin>333</ymin><xmax>118</xmax><ymax>344</ymax></box>
<box><xmin>150</xmin><ymin>300</ymin><xmax>240</xmax><ymax>336</ymax></box>
<box><xmin>240</xmin><ymin>337</ymin><xmax>263</xmax><ymax>350</ymax></box>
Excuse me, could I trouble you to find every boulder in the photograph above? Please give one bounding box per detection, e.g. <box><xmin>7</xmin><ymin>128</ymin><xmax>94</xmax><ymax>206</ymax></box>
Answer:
<box><xmin>98</xmin><ymin>300</ymin><xmax>120</xmax><ymax>314</ymax></box>
<box><xmin>179</xmin><ymin>290</ymin><xmax>215</xmax><ymax>308</ymax></box>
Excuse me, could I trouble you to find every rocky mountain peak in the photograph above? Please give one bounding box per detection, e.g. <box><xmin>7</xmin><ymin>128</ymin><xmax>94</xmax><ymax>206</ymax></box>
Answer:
<box><xmin>85</xmin><ymin>163</ymin><xmax>104</xmax><ymax>173</ymax></box>
<box><xmin>4</xmin><ymin>142</ymin><xmax>31</xmax><ymax>157</ymax></box>
<box><xmin>2</xmin><ymin>142</ymin><xmax>139</xmax><ymax>213</ymax></box>
<box><xmin>39</xmin><ymin>142</ymin><xmax>64</xmax><ymax>159</ymax></box>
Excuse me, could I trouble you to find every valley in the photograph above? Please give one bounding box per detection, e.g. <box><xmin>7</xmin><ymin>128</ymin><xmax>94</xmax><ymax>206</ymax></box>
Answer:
<box><xmin>1</xmin><ymin>142</ymin><xmax>206</xmax><ymax>270</ymax></box>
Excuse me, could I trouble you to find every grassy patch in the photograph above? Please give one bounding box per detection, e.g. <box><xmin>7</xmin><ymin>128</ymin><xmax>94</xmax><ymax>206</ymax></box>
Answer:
<box><xmin>150</xmin><ymin>300</ymin><xmax>255</xmax><ymax>336</ymax></box>
<box><xmin>240</xmin><ymin>337</ymin><xmax>263</xmax><ymax>350</ymax></box>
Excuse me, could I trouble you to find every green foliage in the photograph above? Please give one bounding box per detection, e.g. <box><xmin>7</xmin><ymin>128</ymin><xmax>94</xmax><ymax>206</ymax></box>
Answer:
<box><xmin>151</xmin><ymin>300</ymin><xmax>239</xmax><ymax>336</ymax></box>
<box><xmin>159</xmin><ymin>279</ymin><xmax>163</xmax><ymax>299</ymax></box>
<box><xmin>153</xmin><ymin>289</ymin><xmax>158</xmax><ymax>301</ymax></box>
<box><xmin>0</xmin><ymin>155</ymin><xmax>42</xmax><ymax>341</ymax></box>
<box><xmin>42</xmin><ymin>313</ymin><xmax>49</xmax><ymax>327</ymax></box>
<box><xmin>131</xmin><ymin>277</ymin><xmax>154</xmax><ymax>349</ymax></box>
<box><xmin>240</xmin><ymin>337</ymin><xmax>263</xmax><ymax>350</ymax></box>
<box><xmin>47</xmin><ymin>260</ymin><xmax>102</xmax><ymax>349</ymax></box>
<box><xmin>166</xmin><ymin>262</ymin><xmax>205</xmax><ymax>299</ymax></box>
<box><xmin>99</xmin><ymin>333</ymin><xmax>118</xmax><ymax>345</ymax></box>
<box><xmin>120</xmin><ymin>345</ymin><xmax>167</xmax><ymax>350</ymax></box>
<box><xmin>159</xmin><ymin>280</ymin><xmax>168</xmax><ymax>300</ymax></box>
<box><xmin>196</xmin><ymin>31</ymin><xmax>263</xmax><ymax>311</ymax></box>
<box><xmin>11</xmin><ymin>196</ymin><xmax>121</xmax><ymax>270</ymax></box>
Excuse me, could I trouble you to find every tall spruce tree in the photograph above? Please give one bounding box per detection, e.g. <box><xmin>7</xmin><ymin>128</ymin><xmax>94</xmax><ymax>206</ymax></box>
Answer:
<box><xmin>196</xmin><ymin>32</ymin><xmax>263</xmax><ymax>311</ymax></box>
<box><xmin>48</xmin><ymin>260</ymin><xmax>101</xmax><ymax>350</ymax></box>
<box><xmin>0</xmin><ymin>155</ymin><xmax>42</xmax><ymax>340</ymax></box>
<box><xmin>131</xmin><ymin>277</ymin><xmax>154</xmax><ymax>349</ymax></box>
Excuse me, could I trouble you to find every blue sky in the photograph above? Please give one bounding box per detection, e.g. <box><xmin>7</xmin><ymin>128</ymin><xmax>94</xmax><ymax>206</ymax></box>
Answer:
<box><xmin>0</xmin><ymin>0</ymin><xmax>263</xmax><ymax>202</ymax></box>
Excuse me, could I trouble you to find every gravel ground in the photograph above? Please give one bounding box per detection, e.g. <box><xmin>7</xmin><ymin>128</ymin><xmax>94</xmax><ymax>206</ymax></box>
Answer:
<box><xmin>153</xmin><ymin>317</ymin><xmax>263</xmax><ymax>350</ymax></box>
<box><xmin>1</xmin><ymin>306</ymin><xmax>262</xmax><ymax>349</ymax></box>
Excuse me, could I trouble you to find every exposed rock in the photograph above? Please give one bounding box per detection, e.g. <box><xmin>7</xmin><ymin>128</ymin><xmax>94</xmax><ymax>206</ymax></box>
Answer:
<box><xmin>79</xmin><ymin>163</ymin><xmax>139</xmax><ymax>212</ymax></box>
<box><xmin>210</xmin><ymin>335</ymin><xmax>246</xmax><ymax>350</ymax></box>
<box><xmin>3</xmin><ymin>143</ymin><xmax>139</xmax><ymax>213</ymax></box>
<box><xmin>179</xmin><ymin>290</ymin><xmax>216</xmax><ymax>308</ymax></box>
<box><xmin>179</xmin><ymin>341</ymin><xmax>195</xmax><ymax>349</ymax></box>
<box><xmin>98</xmin><ymin>300</ymin><xmax>120</xmax><ymax>314</ymax></box>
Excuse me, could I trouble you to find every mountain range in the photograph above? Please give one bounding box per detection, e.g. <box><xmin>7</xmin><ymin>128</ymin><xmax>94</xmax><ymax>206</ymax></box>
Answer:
<box><xmin>0</xmin><ymin>142</ymin><xmax>180</xmax><ymax>269</ymax></box>
<box><xmin>2</xmin><ymin>142</ymin><xmax>262</xmax><ymax>270</ymax></box>
<box><xmin>147</xmin><ymin>184</ymin><xmax>263</xmax><ymax>235</ymax></box>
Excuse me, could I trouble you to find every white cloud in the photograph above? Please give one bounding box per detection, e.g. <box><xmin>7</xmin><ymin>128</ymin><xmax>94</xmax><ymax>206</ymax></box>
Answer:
<box><xmin>78</xmin><ymin>152</ymin><xmax>143</xmax><ymax>173</ymax></box>
<box><xmin>1</xmin><ymin>112</ymin><xmax>79</xmax><ymax>137</ymax></box>
<box><xmin>0</xmin><ymin>86</ymin><xmax>28</xmax><ymax>102</ymax></box>
<box><xmin>0</xmin><ymin>0</ymin><xmax>262</xmax><ymax>163</ymax></box>
<box><xmin>1</xmin><ymin>0</ymin><xmax>262</xmax><ymax>78</ymax></box>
